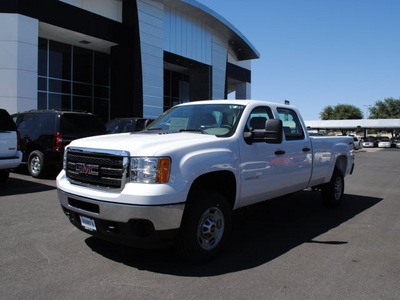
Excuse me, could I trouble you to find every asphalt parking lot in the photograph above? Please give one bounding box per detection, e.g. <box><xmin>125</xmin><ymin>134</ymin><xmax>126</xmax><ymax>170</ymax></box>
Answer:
<box><xmin>1</xmin><ymin>148</ymin><xmax>399</xmax><ymax>299</ymax></box>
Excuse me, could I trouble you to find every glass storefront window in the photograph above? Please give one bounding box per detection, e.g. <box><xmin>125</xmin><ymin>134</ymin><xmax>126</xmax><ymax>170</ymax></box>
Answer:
<box><xmin>164</xmin><ymin>69</ymin><xmax>190</xmax><ymax>111</ymax></box>
<box><xmin>94</xmin><ymin>52</ymin><xmax>110</xmax><ymax>86</ymax></box>
<box><xmin>49</xmin><ymin>40</ymin><xmax>72</xmax><ymax>79</ymax></box>
<box><xmin>73</xmin><ymin>47</ymin><xmax>93</xmax><ymax>83</ymax></box>
<box><xmin>38</xmin><ymin>38</ymin><xmax>110</xmax><ymax>120</ymax></box>
<box><xmin>38</xmin><ymin>39</ymin><xmax>47</xmax><ymax>77</ymax></box>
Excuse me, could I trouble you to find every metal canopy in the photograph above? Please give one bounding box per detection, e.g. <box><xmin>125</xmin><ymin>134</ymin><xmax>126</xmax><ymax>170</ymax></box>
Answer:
<box><xmin>305</xmin><ymin>119</ymin><xmax>400</xmax><ymax>130</ymax></box>
<box><xmin>158</xmin><ymin>0</ymin><xmax>260</xmax><ymax>60</ymax></box>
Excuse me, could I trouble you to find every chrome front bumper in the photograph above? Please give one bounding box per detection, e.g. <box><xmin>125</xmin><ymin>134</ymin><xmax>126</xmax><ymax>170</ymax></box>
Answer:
<box><xmin>57</xmin><ymin>189</ymin><xmax>185</xmax><ymax>231</ymax></box>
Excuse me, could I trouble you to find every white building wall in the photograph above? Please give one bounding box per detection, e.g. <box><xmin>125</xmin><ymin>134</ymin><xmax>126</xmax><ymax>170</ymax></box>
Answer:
<box><xmin>59</xmin><ymin>0</ymin><xmax>123</xmax><ymax>22</ymax></box>
<box><xmin>211</xmin><ymin>34</ymin><xmax>227</xmax><ymax>100</ymax></box>
<box><xmin>0</xmin><ymin>14</ymin><xmax>38</xmax><ymax>114</ymax></box>
<box><xmin>164</xmin><ymin>7</ymin><xmax>212</xmax><ymax>65</ymax></box>
<box><xmin>137</xmin><ymin>0</ymin><xmax>164</xmax><ymax>118</ymax></box>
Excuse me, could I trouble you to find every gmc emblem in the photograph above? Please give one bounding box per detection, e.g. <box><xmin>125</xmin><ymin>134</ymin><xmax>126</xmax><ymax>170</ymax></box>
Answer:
<box><xmin>75</xmin><ymin>163</ymin><xmax>99</xmax><ymax>176</ymax></box>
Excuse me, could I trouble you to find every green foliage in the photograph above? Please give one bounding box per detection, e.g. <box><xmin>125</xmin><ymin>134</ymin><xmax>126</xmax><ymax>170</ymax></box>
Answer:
<box><xmin>320</xmin><ymin>104</ymin><xmax>363</xmax><ymax>120</ymax></box>
<box><xmin>369</xmin><ymin>97</ymin><xmax>400</xmax><ymax>119</ymax></box>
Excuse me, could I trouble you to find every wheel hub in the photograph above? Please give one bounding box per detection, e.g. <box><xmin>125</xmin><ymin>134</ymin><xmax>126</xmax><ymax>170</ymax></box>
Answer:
<box><xmin>197</xmin><ymin>207</ymin><xmax>224</xmax><ymax>251</ymax></box>
<box><xmin>31</xmin><ymin>157</ymin><xmax>40</xmax><ymax>173</ymax></box>
<box><xmin>334</xmin><ymin>177</ymin><xmax>343</xmax><ymax>200</ymax></box>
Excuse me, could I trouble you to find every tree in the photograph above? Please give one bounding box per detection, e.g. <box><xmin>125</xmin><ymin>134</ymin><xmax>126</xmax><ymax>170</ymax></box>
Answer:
<box><xmin>320</xmin><ymin>104</ymin><xmax>363</xmax><ymax>120</ymax></box>
<box><xmin>320</xmin><ymin>105</ymin><xmax>334</xmax><ymax>120</ymax></box>
<box><xmin>369</xmin><ymin>97</ymin><xmax>400</xmax><ymax>119</ymax></box>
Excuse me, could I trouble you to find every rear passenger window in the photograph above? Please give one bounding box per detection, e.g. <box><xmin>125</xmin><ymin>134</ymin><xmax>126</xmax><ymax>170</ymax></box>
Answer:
<box><xmin>36</xmin><ymin>114</ymin><xmax>56</xmax><ymax>131</ymax></box>
<box><xmin>277</xmin><ymin>108</ymin><xmax>305</xmax><ymax>140</ymax></box>
<box><xmin>17</xmin><ymin>114</ymin><xmax>34</xmax><ymax>131</ymax></box>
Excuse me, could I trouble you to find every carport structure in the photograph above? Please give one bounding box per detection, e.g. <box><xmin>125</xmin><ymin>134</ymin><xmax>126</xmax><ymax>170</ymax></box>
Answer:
<box><xmin>305</xmin><ymin>119</ymin><xmax>400</xmax><ymax>137</ymax></box>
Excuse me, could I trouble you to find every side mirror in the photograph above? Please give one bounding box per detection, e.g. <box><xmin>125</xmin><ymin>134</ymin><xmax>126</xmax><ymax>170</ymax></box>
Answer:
<box><xmin>265</xmin><ymin>119</ymin><xmax>283</xmax><ymax>144</ymax></box>
<box><xmin>244</xmin><ymin>119</ymin><xmax>283</xmax><ymax>144</ymax></box>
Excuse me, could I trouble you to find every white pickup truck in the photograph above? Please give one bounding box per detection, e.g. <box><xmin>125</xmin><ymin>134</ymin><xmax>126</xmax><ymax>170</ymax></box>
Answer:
<box><xmin>57</xmin><ymin>100</ymin><xmax>355</xmax><ymax>261</ymax></box>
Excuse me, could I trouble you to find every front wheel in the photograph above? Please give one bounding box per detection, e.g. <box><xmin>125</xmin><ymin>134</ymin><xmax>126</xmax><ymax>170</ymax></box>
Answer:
<box><xmin>178</xmin><ymin>190</ymin><xmax>231</xmax><ymax>262</ymax></box>
<box><xmin>321</xmin><ymin>169</ymin><xmax>344</xmax><ymax>207</ymax></box>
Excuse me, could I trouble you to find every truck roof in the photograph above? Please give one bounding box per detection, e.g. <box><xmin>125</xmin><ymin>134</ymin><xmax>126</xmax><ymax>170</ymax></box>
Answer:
<box><xmin>177</xmin><ymin>99</ymin><xmax>297</xmax><ymax>110</ymax></box>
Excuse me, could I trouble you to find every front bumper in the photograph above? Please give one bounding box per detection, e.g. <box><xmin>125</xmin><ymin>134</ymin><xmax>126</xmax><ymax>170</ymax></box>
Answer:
<box><xmin>58</xmin><ymin>189</ymin><xmax>185</xmax><ymax>247</ymax></box>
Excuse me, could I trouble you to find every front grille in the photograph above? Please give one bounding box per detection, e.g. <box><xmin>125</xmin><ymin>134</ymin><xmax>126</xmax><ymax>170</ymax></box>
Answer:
<box><xmin>66</xmin><ymin>148</ymin><xmax>130</xmax><ymax>190</ymax></box>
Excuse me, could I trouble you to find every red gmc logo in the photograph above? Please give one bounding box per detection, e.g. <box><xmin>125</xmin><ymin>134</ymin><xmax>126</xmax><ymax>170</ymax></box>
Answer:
<box><xmin>75</xmin><ymin>163</ymin><xmax>99</xmax><ymax>176</ymax></box>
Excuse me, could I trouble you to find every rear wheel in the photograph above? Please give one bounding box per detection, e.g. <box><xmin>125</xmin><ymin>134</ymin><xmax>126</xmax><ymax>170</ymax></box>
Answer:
<box><xmin>321</xmin><ymin>169</ymin><xmax>344</xmax><ymax>207</ymax></box>
<box><xmin>179</xmin><ymin>190</ymin><xmax>231</xmax><ymax>262</ymax></box>
<box><xmin>28</xmin><ymin>150</ymin><xmax>47</xmax><ymax>178</ymax></box>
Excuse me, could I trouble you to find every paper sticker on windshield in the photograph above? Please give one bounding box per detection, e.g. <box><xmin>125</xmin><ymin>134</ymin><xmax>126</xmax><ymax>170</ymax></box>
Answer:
<box><xmin>169</xmin><ymin>118</ymin><xmax>189</xmax><ymax>130</ymax></box>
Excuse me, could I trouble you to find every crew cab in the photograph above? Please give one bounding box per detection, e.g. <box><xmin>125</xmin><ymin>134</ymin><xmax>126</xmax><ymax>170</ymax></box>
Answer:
<box><xmin>57</xmin><ymin>100</ymin><xmax>355</xmax><ymax>261</ymax></box>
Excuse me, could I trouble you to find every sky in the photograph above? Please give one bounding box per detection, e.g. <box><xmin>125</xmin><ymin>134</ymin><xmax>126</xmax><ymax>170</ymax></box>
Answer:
<box><xmin>199</xmin><ymin>0</ymin><xmax>400</xmax><ymax>120</ymax></box>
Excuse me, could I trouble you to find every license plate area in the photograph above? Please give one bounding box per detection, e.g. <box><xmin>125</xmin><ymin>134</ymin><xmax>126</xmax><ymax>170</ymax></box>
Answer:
<box><xmin>80</xmin><ymin>215</ymin><xmax>97</xmax><ymax>231</ymax></box>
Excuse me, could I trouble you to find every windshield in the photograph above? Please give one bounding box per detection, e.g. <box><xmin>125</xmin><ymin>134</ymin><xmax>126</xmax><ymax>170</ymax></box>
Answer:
<box><xmin>147</xmin><ymin>104</ymin><xmax>245</xmax><ymax>137</ymax></box>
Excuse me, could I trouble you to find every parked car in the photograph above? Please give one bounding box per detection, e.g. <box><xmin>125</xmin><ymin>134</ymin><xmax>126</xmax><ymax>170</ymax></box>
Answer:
<box><xmin>106</xmin><ymin>118</ymin><xmax>154</xmax><ymax>134</ymax></box>
<box><xmin>390</xmin><ymin>137</ymin><xmax>399</xmax><ymax>148</ymax></box>
<box><xmin>0</xmin><ymin>108</ymin><xmax>22</xmax><ymax>182</ymax></box>
<box><xmin>378</xmin><ymin>137</ymin><xmax>391</xmax><ymax>148</ymax></box>
<box><xmin>12</xmin><ymin>110</ymin><xmax>107</xmax><ymax>178</ymax></box>
<box><xmin>353</xmin><ymin>136</ymin><xmax>362</xmax><ymax>150</ymax></box>
<box><xmin>362</xmin><ymin>138</ymin><xmax>375</xmax><ymax>148</ymax></box>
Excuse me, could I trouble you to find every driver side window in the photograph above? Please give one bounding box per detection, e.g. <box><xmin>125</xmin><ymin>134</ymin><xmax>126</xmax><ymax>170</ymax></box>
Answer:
<box><xmin>245</xmin><ymin>106</ymin><xmax>274</xmax><ymax>132</ymax></box>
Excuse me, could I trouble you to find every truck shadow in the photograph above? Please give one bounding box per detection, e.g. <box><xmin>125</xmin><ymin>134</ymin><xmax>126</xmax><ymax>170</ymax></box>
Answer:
<box><xmin>85</xmin><ymin>191</ymin><xmax>382</xmax><ymax>276</ymax></box>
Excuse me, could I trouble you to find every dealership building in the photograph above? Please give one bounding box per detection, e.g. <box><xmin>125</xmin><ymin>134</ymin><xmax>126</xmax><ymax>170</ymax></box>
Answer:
<box><xmin>0</xmin><ymin>0</ymin><xmax>259</xmax><ymax>121</ymax></box>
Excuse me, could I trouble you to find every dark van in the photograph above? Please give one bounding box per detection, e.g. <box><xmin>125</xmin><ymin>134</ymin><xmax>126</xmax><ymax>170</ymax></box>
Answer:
<box><xmin>12</xmin><ymin>110</ymin><xmax>107</xmax><ymax>178</ymax></box>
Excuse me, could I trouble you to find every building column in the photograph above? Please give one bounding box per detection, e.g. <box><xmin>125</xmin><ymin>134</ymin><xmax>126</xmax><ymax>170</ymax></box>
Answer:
<box><xmin>137</xmin><ymin>0</ymin><xmax>164</xmax><ymax>118</ymax></box>
<box><xmin>236</xmin><ymin>82</ymin><xmax>251</xmax><ymax>99</ymax></box>
<box><xmin>211</xmin><ymin>35</ymin><xmax>227</xmax><ymax>100</ymax></box>
<box><xmin>0</xmin><ymin>14</ymin><xmax>38</xmax><ymax>114</ymax></box>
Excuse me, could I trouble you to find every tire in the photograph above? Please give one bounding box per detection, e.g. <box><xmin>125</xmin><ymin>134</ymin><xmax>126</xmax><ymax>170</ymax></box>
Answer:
<box><xmin>321</xmin><ymin>169</ymin><xmax>344</xmax><ymax>207</ymax></box>
<box><xmin>0</xmin><ymin>170</ymin><xmax>10</xmax><ymax>183</ymax></box>
<box><xmin>28</xmin><ymin>150</ymin><xmax>47</xmax><ymax>178</ymax></box>
<box><xmin>179</xmin><ymin>190</ymin><xmax>231</xmax><ymax>262</ymax></box>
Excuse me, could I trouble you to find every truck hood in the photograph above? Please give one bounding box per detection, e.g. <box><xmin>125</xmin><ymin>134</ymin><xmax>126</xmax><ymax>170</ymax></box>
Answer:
<box><xmin>67</xmin><ymin>131</ymin><xmax>221</xmax><ymax>156</ymax></box>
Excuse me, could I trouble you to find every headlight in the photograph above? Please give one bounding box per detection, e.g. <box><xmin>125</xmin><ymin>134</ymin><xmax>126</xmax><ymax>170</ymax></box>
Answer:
<box><xmin>130</xmin><ymin>157</ymin><xmax>171</xmax><ymax>183</ymax></box>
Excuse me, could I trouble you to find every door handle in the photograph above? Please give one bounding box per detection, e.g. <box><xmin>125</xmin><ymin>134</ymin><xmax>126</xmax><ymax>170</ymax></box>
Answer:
<box><xmin>302</xmin><ymin>147</ymin><xmax>311</xmax><ymax>152</ymax></box>
<box><xmin>275</xmin><ymin>150</ymin><xmax>285</xmax><ymax>155</ymax></box>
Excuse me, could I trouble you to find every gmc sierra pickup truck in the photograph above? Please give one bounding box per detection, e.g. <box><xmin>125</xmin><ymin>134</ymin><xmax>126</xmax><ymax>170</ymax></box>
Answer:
<box><xmin>57</xmin><ymin>100</ymin><xmax>355</xmax><ymax>261</ymax></box>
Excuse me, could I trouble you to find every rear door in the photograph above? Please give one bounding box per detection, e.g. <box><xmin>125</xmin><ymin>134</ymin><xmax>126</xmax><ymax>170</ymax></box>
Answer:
<box><xmin>275</xmin><ymin>107</ymin><xmax>312</xmax><ymax>191</ymax></box>
<box><xmin>0</xmin><ymin>109</ymin><xmax>18</xmax><ymax>158</ymax></box>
